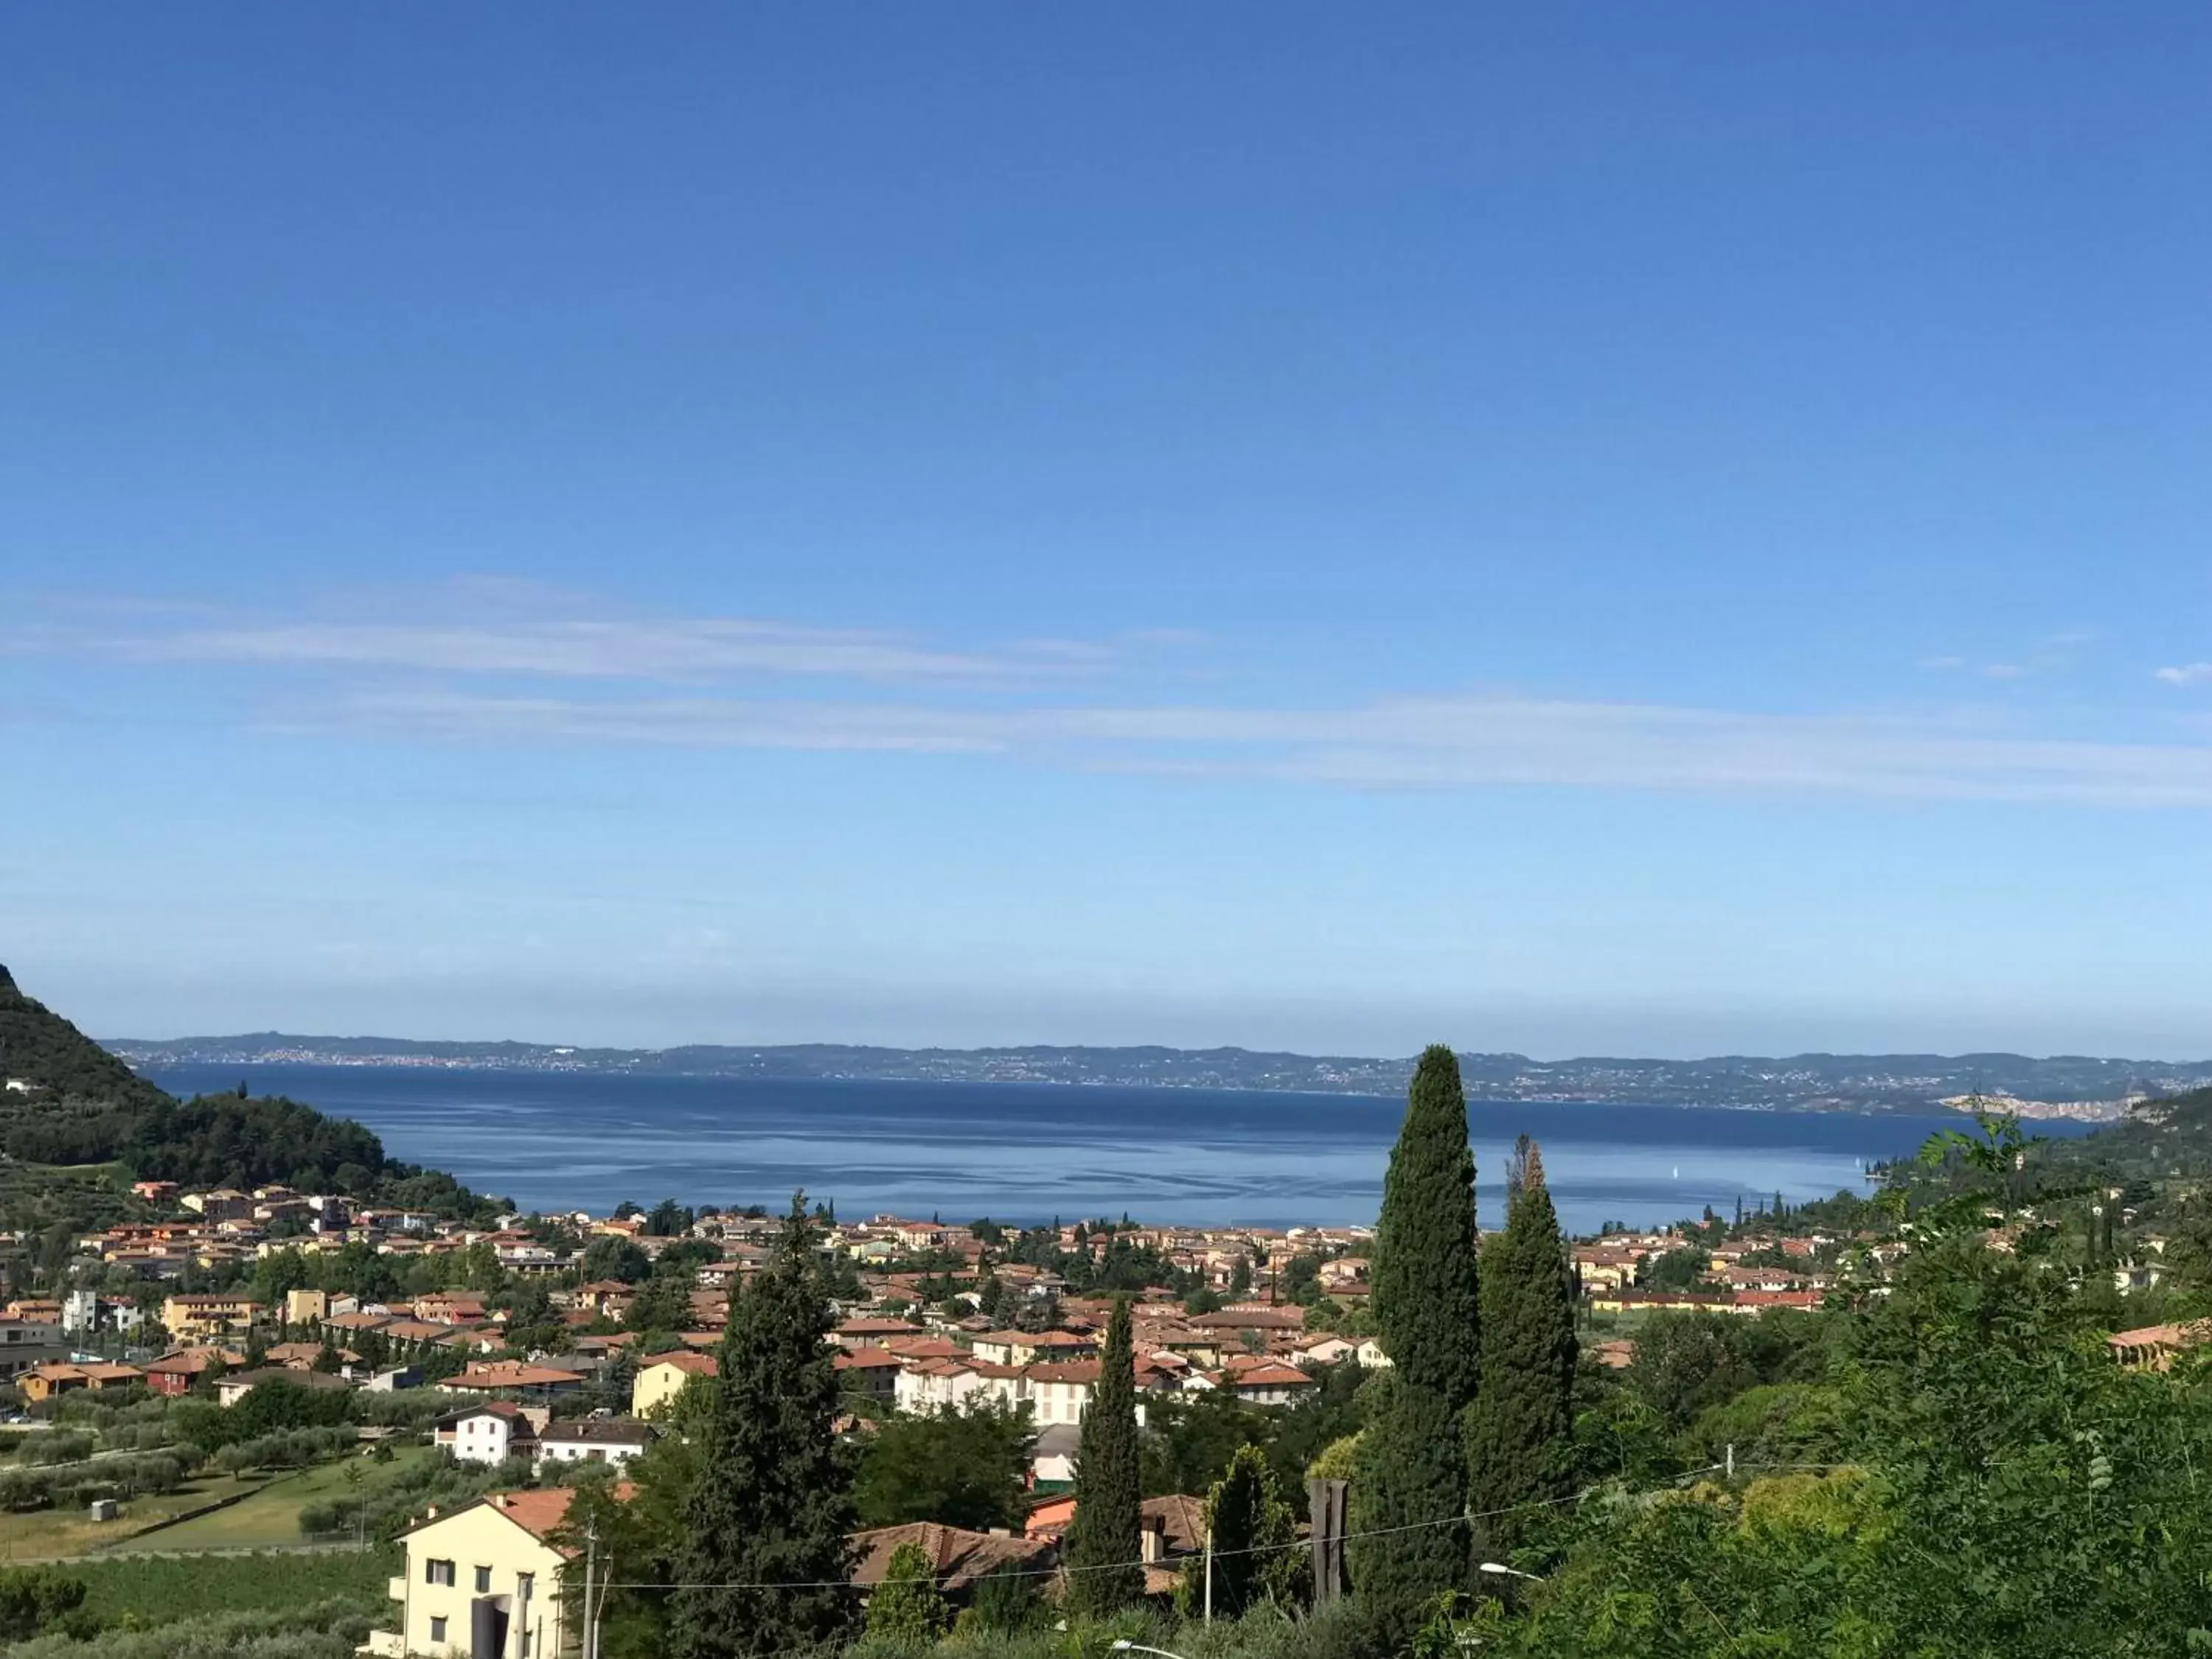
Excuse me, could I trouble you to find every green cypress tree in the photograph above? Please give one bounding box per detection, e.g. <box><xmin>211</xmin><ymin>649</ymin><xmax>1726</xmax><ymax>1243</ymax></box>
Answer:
<box><xmin>1352</xmin><ymin>1043</ymin><xmax>1481</xmax><ymax>1621</ymax></box>
<box><xmin>673</xmin><ymin>1192</ymin><xmax>858</xmax><ymax>1658</ymax></box>
<box><xmin>1464</xmin><ymin>1140</ymin><xmax>1578</xmax><ymax>1554</ymax></box>
<box><xmin>1062</xmin><ymin>1295</ymin><xmax>1143</xmax><ymax>1618</ymax></box>
<box><xmin>865</xmin><ymin>1540</ymin><xmax>949</xmax><ymax>1650</ymax></box>
<box><xmin>1180</xmin><ymin>1441</ymin><xmax>1300</xmax><ymax>1617</ymax></box>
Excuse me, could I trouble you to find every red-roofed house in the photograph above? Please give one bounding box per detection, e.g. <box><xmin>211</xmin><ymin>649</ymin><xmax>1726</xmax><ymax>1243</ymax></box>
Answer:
<box><xmin>445</xmin><ymin>1360</ymin><xmax>582</xmax><ymax>1399</ymax></box>
<box><xmin>1224</xmin><ymin>1362</ymin><xmax>1319</xmax><ymax>1406</ymax></box>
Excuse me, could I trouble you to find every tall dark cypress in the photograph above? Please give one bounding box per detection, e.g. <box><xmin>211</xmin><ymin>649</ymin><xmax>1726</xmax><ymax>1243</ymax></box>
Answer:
<box><xmin>1352</xmin><ymin>1044</ymin><xmax>1482</xmax><ymax>1621</ymax></box>
<box><xmin>1465</xmin><ymin>1141</ymin><xmax>1579</xmax><ymax>1554</ymax></box>
<box><xmin>1062</xmin><ymin>1295</ymin><xmax>1143</xmax><ymax>1618</ymax></box>
<box><xmin>675</xmin><ymin>1193</ymin><xmax>857</xmax><ymax>1658</ymax></box>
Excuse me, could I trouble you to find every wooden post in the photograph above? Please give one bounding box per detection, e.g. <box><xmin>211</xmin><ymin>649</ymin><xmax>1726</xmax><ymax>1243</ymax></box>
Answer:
<box><xmin>1308</xmin><ymin>1477</ymin><xmax>1348</xmax><ymax>1607</ymax></box>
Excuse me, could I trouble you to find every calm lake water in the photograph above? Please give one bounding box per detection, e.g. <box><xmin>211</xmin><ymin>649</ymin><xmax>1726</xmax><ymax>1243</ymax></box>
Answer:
<box><xmin>142</xmin><ymin>1064</ymin><xmax>2093</xmax><ymax>1235</ymax></box>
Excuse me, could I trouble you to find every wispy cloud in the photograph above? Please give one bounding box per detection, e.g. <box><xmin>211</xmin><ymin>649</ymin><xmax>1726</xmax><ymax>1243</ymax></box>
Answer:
<box><xmin>324</xmin><ymin>689</ymin><xmax>2212</xmax><ymax>807</ymax></box>
<box><xmin>2155</xmin><ymin>663</ymin><xmax>2212</xmax><ymax>688</ymax></box>
<box><xmin>17</xmin><ymin>587</ymin><xmax>2212</xmax><ymax>807</ymax></box>
<box><xmin>1922</xmin><ymin>630</ymin><xmax>2096</xmax><ymax>683</ymax></box>
<box><xmin>3</xmin><ymin>591</ymin><xmax>1107</xmax><ymax>686</ymax></box>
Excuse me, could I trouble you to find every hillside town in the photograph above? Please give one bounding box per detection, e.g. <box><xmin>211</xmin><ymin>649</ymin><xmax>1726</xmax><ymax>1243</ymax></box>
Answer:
<box><xmin>3</xmin><ymin>1060</ymin><xmax>2205</xmax><ymax>1657</ymax></box>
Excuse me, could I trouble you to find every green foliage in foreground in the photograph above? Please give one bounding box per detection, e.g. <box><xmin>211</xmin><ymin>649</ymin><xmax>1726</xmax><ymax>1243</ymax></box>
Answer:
<box><xmin>68</xmin><ymin>1547</ymin><xmax>397</xmax><ymax>1625</ymax></box>
<box><xmin>866</xmin><ymin>1542</ymin><xmax>950</xmax><ymax>1649</ymax></box>
<box><xmin>1178</xmin><ymin>1444</ymin><xmax>1301</xmax><ymax>1619</ymax></box>
<box><xmin>9</xmin><ymin>1601</ymin><xmax>374</xmax><ymax>1659</ymax></box>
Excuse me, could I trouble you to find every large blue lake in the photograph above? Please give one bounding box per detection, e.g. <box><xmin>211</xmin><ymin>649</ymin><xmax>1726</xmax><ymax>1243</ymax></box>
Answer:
<box><xmin>142</xmin><ymin>1064</ymin><xmax>2092</xmax><ymax>1235</ymax></box>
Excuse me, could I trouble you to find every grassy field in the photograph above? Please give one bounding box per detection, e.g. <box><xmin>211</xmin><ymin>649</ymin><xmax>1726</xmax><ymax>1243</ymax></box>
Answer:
<box><xmin>69</xmin><ymin>1545</ymin><xmax>400</xmax><ymax>1623</ymax></box>
<box><xmin>0</xmin><ymin>1472</ymin><xmax>268</xmax><ymax>1562</ymax></box>
<box><xmin>122</xmin><ymin>1444</ymin><xmax>437</xmax><ymax>1552</ymax></box>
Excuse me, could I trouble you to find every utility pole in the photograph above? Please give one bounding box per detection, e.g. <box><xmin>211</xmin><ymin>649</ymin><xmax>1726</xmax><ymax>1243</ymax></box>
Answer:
<box><xmin>581</xmin><ymin>1517</ymin><xmax>597</xmax><ymax>1659</ymax></box>
<box><xmin>1203</xmin><ymin>1524</ymin><xmax>1213</xmax><ymax>1624</ymax></box>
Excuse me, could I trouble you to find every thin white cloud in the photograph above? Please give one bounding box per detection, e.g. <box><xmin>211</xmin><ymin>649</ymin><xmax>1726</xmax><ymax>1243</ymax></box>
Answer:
<box><xmin>324</xmin><ymin>689</ymin><xmax>2212</xmax><ymax>807</ymax></box>
<box><xmin>6</xmin><ymin>611</ymin><xmax>1105</xmax><ymax>686</ymax></box>
<box><xmin>2154</xmin><ymin>664</ymin><xmax>2212</xmax><ymax>688</ymax></box>
<box><xmin>1921</xmin><ymin>630</ymin><xmax>2094</xmax><ymax>681</ymax></box>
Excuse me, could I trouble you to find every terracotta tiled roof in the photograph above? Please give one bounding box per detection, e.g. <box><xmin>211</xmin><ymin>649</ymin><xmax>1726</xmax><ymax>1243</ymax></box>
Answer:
<box><xmin>144</xmin><ymin>1348</ymin><xmax>245</xmax><ymax>1375</ymax></box>
<box><xmin>849</xmin><ymin>1523</ymin><xmax>1054</xmax><ymax>1592</ymax></box>
<box><xmin>450</xmin><ymin>1484</ymin><xmax>638</xmax><ymax>1551</ymax></box>
<box><xmin>1229</xmin><ymin>1363</ymin><xmax>1316</xmax><ymax>1388</ymax></box>
<box><xmin>640</xmin><ymin>1350</ymin><xmax>718</xmax><ymax>1376</ymax></box>
<box><xmin>448</xmin><ymin>1360</ymin><xmax>577</xmax><ymax>1390</ymax></box>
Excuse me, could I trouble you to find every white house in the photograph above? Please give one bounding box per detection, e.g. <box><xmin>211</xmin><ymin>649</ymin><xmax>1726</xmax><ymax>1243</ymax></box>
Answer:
<box><xmin>435</xmin><ymin>1402</ymin><xmax>546</xmax><ymax>1466</ymax></box>
<box><xmin>894</xmin><ymin>1357</ymin><xmax>1023</xmax><ymax>1417</ymax></box>
<box><xmin>1031</xmin><ymin>1422</ymin><xmax>1081</xmax><ymax>1489</ymax></box>
<box><xmin>535</xmin><ymin>1419</ymin><xmax>655</xmax><ymax>1470</ymax></box>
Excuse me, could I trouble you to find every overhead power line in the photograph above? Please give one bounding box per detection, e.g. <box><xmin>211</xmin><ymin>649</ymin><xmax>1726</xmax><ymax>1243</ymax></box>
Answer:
<box><xmin>594</xmin><ymin>1458</ymin><xmax>1851</xmax><ymax>1593</ymax></box>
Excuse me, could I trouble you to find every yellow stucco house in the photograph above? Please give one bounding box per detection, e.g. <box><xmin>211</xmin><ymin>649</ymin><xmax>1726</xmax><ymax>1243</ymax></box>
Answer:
<box><xmin>366</xmin><ymin>1486</ymin><xmax>610</xmax><ymax>1658</ymax></box>
<box><xmin>630</xmin><ymin>1349</ymin><xmax>715</xmax><ymax>1419</ymax></box>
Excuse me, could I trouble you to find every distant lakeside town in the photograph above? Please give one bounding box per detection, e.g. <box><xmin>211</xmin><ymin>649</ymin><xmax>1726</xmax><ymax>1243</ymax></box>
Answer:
<box><xmin>105</xmin><ymin>1032</ymin><xmax>2212</xmax><ymax>1119</ymax></box>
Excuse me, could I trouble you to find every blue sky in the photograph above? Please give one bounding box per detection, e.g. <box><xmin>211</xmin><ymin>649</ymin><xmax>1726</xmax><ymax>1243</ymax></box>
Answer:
<box><xmin>4</xmin><ymin>5</ymin><xmax>2211</xmax><ymax>1057</ymax></box>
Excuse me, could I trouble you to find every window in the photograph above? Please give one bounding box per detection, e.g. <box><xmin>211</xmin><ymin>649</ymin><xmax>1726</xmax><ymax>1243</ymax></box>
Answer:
<box><xmin>428</xmin><ymin>1616</ymin><xmax>448</xmax><ymax>1643</ymax></box>
<box><xmin>425</xmin><ymin>1559</ymin><xmax>456</xmax><ymax>1587</ymax></box>
<box><xmin>474</xmin><ymin>1565</ymin><xmax>493</xmax><ymax>1593</ymax></box>
<box><xmin>517</xmin><ymin>1573</ymin><xmax>535</xmax><ymax>1603</ymax></box>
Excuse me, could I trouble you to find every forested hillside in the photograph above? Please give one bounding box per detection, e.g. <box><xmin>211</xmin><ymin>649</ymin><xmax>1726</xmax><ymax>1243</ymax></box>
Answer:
<box><xmin>0</xmin><ymin>963</ymin><xmax>498</xmax><ymax>1222</ymax></box>
<box><xmin>0</xmin><ymin>964</ymin><xmax>170</xmax><ymax>1116</ymax></box>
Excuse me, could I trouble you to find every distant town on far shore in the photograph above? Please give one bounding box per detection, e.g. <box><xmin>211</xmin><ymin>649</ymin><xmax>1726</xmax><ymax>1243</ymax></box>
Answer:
<box><xmin>104</xmin><ymin>1033</ymin><xmax>2212</xmax><ymax>1120</ymax></box>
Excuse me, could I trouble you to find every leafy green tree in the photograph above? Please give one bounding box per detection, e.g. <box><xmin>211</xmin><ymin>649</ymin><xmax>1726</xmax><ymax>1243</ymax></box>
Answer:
<box><xmin>626</xmin><ymin>1268</ymin><xmax>696</xmax><ymax>1336</ymax></box>
<box><xmin>1141</xmin><ymin>1387</ymin><xmax>1271</xmax><ymax>1500</ymax></box>
<box><xmin>1354</xmin><ymin>1044</ymin><xmax>1481</xmax><ymax>1621</ymax></box>
<box><xmin>580</xmin><ymin>1235</ymin><xmax>653</xmax><ymax>1284</ymax></box>
<box><xmin>253</xmin><ymin>1247</ymin><xmax>313</xmax><ymax>1312</ymax></box>
<box><xmin>855</xmin><ymin>1402</ymin><xmax>1035</xmax><ymax>1531</ymax></box>
<box><xmin>672</xmin><ymin>1194</ymin><xmax>857</xmax><ymax>1658</ymax></box>
<box><xmin>1625</xmin><ymin>1311</ymin><xmax>1776</xmax><ymax>1433</ymax></box>
<box><xmin>0</xmin><ymin>1566</ymin><xmax>90</xmax><ymax>1641</ymax></box>
<box><xmin>1180</xmin><ymin>1442</ymin><xmax>1301</xmax><ymax>1617</ymax></box>
<box><xmin>1465</xmin><ymin>1141</ymin><xmax>1577</xmax><ymax>1552</ymax></box>
<box><xmin>1062</xmin><ymin>1295</ymin><xmax>1143</xmax><ymax>1618</ymax></box>
<box><xmin>865</xmin><ymin>1541</ymin><xmax>949</xmax><ymax>1649</ymax></box>
<box><xmin>1637</xmin><ymin>1245</ymin><xmax>1710</xmax><ymax>1292</ymax></box>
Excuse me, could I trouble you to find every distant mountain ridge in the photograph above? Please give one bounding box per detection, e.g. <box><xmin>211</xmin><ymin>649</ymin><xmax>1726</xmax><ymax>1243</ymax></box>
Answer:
<box><xmin>102</xmin><ymin>1029</ymin><xmax>2212</xmax><ymax>1115</ymax></box>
